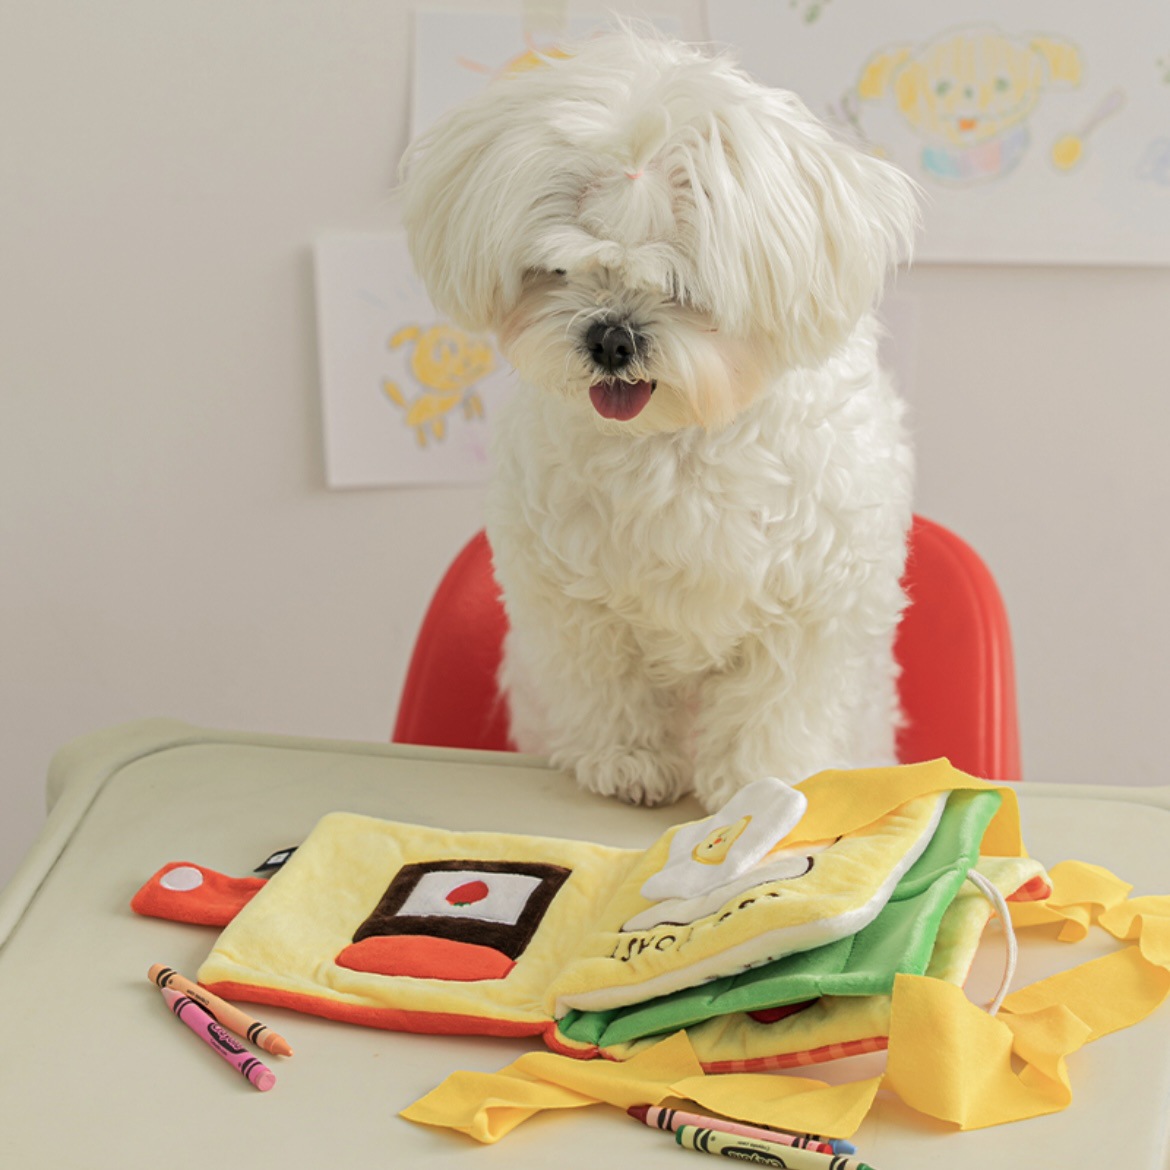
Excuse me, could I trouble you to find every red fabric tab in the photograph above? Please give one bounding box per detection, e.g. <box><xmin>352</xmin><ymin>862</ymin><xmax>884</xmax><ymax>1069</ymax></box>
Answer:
<box><xmin>130</xmin><ymin>862</ymin><xmax>265</xmax><ymax>926</ymax></box>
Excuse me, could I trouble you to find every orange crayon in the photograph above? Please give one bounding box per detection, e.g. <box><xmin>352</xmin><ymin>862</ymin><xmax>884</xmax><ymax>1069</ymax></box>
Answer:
<box><xmin>149</xmin><ymin>965</ymin><xmax>293</xmax><ymax>1057</ymax></box>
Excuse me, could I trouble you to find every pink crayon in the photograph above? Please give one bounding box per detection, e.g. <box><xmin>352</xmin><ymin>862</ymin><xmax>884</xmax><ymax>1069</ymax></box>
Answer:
<box><xmin>161</xmin><ymin>987</ymin><xmax>276</xmax><ymax>1091</ymax></box>
<box><xmin>628</xmin><ymin>1104</ymin><xmax>841</xmax><ymax>1157</ymax></box>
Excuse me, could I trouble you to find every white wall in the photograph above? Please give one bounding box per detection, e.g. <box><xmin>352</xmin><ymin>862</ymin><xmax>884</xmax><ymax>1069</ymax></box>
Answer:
<box><xmin>3</xmin><ymin>2</ymin><xmax>1168</xmax><ymax>890</ymax></box>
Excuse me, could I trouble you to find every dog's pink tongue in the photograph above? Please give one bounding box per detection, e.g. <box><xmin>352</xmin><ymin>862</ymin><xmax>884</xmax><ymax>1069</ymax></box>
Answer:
<box><xmin>588</xmin><ymin>380</ymin><xmax>655</xmax><ymax>421</ymax></box>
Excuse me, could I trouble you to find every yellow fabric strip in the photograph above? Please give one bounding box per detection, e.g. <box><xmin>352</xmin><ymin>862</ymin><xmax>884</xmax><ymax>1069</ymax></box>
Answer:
<box><xmin>401</xmin><ymin>1031</ymin><xmax>702</xmax><ymax>1142</ymax></box>
<box><xmin>401</xmin><ymin>1069</ymin><xmax>595</xmax><ymax>1143</ymax></box>
<box><xmin>512</xmin><ymin>1031</ymin><xmax>704</xmax><ymax>1105</ymax></box>
<box><xmin>783</xmin><ymin>760</ymin><xmax>1024</xmax><ymax>858</ymax></box>
<box><xmin>401</xmin><ymin>1030</ymin><xmax>879</xmax><ymax>1143</ymax></box>
<box><xmin>400</xmin><ymin>865</ymin><xmax>1170</xmax><ymax>1142</ymax></box>
<box><xmin>884</xmin><ymin>942</ymin><xmax>1170</xmax><ymax>1131</ymax></box>
<box><xmin>1007</xmin><ymin>859</ymin><xmax>1132</xmax><ymax>940</ymax></box>
<box><xmin>674</xmin><ymin>1072</ymin><xmax>882</xmax><ymax>1140</ymax></box>
<box><xmin>1099</xmin><ymin>895</ymin><xmax>1170</xmax><ymax>966</ymax></box>
<box><xmin>887</xmin><ymin>874</ymin><xmax>1170</xmax><ymax>1131</ymax></box>
<box><xmin>1001</xmin><ymin>947</ymin><xmax>1170</xmax><ymax>1043</ymax></box>
<box><xmin>882</xmin><ymin>974</ymin><xmax>1088</xmax><ymax>1128</ymax></box>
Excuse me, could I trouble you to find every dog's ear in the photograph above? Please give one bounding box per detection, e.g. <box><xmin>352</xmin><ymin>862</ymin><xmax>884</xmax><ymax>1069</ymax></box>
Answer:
<box><xmin>399</xmin><ymin>83</ymin><xmax>549</xmax><ymax>333</ymax></box>
<box><xmin>716</xmin><ymin>93</ymin><xmax>920</xmax><ymax>368</ymax></box>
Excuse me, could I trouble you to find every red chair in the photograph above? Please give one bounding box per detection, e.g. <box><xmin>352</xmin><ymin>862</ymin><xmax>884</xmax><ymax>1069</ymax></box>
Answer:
<box><xmin>894</xmin><ymin>516</ymin><xmax>1021</xmax><ymax>780</ymax></box>
<box><xmin>393</xmin><ymin>516</ymin><xmax>1022</xmax><ymax>780</ymax></box>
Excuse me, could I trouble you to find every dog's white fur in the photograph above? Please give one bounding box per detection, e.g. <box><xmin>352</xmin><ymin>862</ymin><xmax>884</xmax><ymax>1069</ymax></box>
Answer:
<box><xmin>401</xmin><ymin>30</ymin><xmax>919</xmax><ymax>811</ymax></box>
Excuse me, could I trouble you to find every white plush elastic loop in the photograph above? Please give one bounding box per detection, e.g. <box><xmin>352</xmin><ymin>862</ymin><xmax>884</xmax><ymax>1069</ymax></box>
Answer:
<box><xmin>966</xmin><ymin>868</ymin><xmax>1019</xmax><ymax>1016</ymax></box>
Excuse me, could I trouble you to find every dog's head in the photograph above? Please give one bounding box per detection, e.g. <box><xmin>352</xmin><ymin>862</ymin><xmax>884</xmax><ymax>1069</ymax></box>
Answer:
<box><xmin>400</xmin><ymin>30</ymin><xmax>918</xmax><ymax>434</ymax></box>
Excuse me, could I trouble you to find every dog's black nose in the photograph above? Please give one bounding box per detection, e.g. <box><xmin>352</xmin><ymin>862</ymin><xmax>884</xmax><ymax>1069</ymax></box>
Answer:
<box><xmin>585</xmin><ymin>321</ymin><xmax>643</xmax><ymax>374</ymax></box>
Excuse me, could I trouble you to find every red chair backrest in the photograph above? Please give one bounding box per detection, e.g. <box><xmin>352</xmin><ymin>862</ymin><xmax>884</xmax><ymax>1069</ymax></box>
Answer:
<box><xmin>393</xmin><ymin>531</ymin><xmax>512</xmax><ymax>753</ymax></box>
<box><xmin>894</xmin><ymin>516</ymin><xmax>1020</xmax><ymax>780</ymax></box>
<box><xmin>393</xmin><ymin>517</ymin><xmax>1021</xmax><ymax>780</ymax></box>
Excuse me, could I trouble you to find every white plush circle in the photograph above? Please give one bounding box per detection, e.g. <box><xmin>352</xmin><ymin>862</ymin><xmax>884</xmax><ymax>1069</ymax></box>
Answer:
<box><xmin>160</xmin><ymin>865</ymin><xmax>204</xmax><ymax>892</ymax></box>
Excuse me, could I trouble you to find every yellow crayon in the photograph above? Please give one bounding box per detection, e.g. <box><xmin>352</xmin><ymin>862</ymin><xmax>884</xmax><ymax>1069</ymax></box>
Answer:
<box><xmin>149</xmin><ymin>965</ymin><xmax>293</xmax><ymax>1057</ymax></box>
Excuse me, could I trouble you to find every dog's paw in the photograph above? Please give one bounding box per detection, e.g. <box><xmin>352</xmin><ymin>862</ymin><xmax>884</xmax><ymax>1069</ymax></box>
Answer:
<box><xmin>691</xmin><ymin>765</ymin><xmax>772</xmax><ymax>814</ymax></box>
<box><xmin>564</xmin><ymin>747</ymin><xmax>691</xmax><ymax>807</ymax></box>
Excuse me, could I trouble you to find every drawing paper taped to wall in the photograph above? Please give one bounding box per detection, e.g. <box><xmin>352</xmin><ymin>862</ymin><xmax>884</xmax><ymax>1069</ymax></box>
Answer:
<box><xmin>710</xmin><ymin>1</ymin><xmax>1170</xmax><ymax>264</ymax></box>
<box><xmin>411</xmin><ymin>5</ymin><xmax>685</xmax><ymax>139</ymax></box>
<box><xmin>314</xmin><ymin>234</ymin><xmax>515</xmax><ymax>488</ymax></box>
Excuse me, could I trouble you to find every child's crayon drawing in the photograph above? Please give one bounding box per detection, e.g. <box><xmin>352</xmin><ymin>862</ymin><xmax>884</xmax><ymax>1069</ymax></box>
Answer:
<box><xmin>314</xmin><ymin>235</ymin><xmax>515</xmax><ymax>489</ymax></box>
<box><xmin>455</xmin><ymin>33</ymin><xmax>570</xmax><ymax>82</ymax></box>
<box><xmin>383</xmin><ymin>324</ymin><xmax>494</xmax><ymax>448</ymax></box>
<box><xmin>857</xmin><ymin>26</ymin><xmax>1083</xmax><ymax>186</ymax></box>
<box><xmin>791</xmin><ymin>0</ymin><xmax>832</xmax><ymax>26</ymax></box>
<box><xmin>708</xmin><ymin>1</ymin><xmax>1170</xmax><ymax>263</ymax></box>
<box><xmin>1138</xmin><ymin>138</ymin><xmax>1170</xmax><ymax>188</ymax></box>
<box><xmin>1049</xmin><ymin>88</ymin><xmax>1126</xmax><ymax>174</ymax></box>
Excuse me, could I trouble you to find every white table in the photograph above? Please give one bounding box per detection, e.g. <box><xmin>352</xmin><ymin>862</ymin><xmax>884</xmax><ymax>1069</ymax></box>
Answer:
<box><xmin>1</xmin><ymin>720</ymin><xmax>1168</xmax><ymax>1168</ymax></box>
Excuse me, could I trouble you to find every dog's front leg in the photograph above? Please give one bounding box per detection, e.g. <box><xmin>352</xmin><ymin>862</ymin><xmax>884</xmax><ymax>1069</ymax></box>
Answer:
<box><xmin>500</xmin><ymin>608</ymin><xmax>693</xmax><ymax>808</ymax></box>
<box><xmin>690</xmin><ymin>626</ymin><xmax>875</xmax><ymax>811</ymax></box>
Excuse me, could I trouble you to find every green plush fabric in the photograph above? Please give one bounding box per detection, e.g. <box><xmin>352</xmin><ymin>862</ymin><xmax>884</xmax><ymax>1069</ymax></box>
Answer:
<box><xmin>557</xmin><ymin>789</ymin><xmax>1000</xmax><ymax>1048</ymax></box>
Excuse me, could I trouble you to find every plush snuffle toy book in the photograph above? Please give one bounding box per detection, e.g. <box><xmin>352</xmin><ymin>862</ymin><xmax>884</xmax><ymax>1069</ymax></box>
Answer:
<box><xmin>133</xmin><ymin>759</ymin><xmax>1170</xmax><ymax>1136</ymax></box>
<box><xmin>133</xmin><ymin>760</ymin><xmax>1048</xmax><ymax>1074</ymax></box>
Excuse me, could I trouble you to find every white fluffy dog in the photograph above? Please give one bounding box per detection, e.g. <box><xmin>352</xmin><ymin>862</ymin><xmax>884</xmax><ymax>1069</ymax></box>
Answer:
<box><xmin>401</xmin><ymin>30</ymin><xmax>919</xmax><ymax>811</ymax></box>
